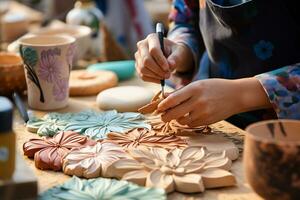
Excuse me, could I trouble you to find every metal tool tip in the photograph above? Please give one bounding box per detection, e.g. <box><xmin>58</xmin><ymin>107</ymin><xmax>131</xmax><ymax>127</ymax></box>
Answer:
<box><xmin>156</xmin><ymin>23</ymin><xmax>164</xmax><ymax>33</ymax></box>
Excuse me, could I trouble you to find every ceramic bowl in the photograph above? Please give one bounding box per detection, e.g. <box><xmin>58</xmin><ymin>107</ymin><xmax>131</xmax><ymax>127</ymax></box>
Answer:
<box><xmin>31</xmin><ymin>25</ymin><xmax>92</xmax><ymax>63</ymax></box>
<box><xmin>8</xmin><ymin>25</ymin><xmax>92</xmax><ymax>64</ymax></box>
<box><xmin>0</xmin><ymin>52</ymin><xmax>26</xmax><ymax>96</ymax></box>
<box><xmin>0</xmin><ymin>13</ymin><xmax>29</xmax><ymax>42</ymax></box>
<box><xmin>244</xmin><ymin>120</ymin><xmax>300</xmax><ymax>200</ymax></box>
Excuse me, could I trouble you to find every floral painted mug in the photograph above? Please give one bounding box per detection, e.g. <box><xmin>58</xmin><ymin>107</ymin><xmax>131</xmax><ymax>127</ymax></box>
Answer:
<box><xmin>19</xmin><ymin>35</ymin><xmax>76</xmax><ymax>110</ymax></box>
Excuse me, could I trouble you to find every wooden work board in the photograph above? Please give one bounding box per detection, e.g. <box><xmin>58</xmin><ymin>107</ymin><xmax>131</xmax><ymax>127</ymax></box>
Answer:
<box><xmin>12</xmin><ymin>77</ymin><xmax>263</xmax><ymax>199</ymax></box>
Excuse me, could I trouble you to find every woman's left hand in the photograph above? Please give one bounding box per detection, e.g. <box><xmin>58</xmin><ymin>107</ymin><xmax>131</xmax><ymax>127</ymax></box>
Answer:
<box><xmin>157</xmin><ymin>78</ymin><xmax>272</xmax><ymax>127</ymax></box>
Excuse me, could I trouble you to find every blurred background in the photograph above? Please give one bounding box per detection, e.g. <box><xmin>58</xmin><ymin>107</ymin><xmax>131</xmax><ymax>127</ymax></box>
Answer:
<box><xmin>0</xmin><ymin>0</ymin><xmax>171</xmax><ymax>60</ymax></box>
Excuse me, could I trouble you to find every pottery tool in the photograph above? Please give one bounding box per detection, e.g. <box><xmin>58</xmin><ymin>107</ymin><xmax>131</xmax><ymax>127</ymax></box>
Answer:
<box><xmin>12</xmin><ymin>92</ymin><xmax>29</xmax><ymax>123</ymax></box>
<box><xmin>156</xmin><ymin>23</ymin><xmax>165</xmax><ymax>96</ymax></box>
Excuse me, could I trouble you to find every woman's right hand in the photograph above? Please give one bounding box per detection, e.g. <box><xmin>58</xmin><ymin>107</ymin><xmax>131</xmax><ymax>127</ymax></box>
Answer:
<box><xmin>135</xmin><ymin>33</ymin><xmax>194</xmax><ymax>84</ymax></box>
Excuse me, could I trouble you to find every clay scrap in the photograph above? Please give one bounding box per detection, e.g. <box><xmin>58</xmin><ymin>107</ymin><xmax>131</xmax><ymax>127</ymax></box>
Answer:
<box><xmin>23</xmin><ymin>131</ymin><xmax>95</xmax><ymax>171</ymax></box>
<box><xmin>105</xmin><ymin>128</ymin><xmax>187</xmax><ymax>149</ymax></box>
<box><xmin>106</xmin><ymin>146</ymin><xmax>236</xmax><ymax>193</ymax></box>
<box><xmin>26</xmin><ymin>110</ymin><xmax>151</xmax><ymax>139</ymax></box>
<box><xmin>39</xmin><ymin>176</ymin><xmax>166</xmax><ymax>200</ymax></box>
<box><xmin>63</xmin><ymin>142</ymin><xmax>127</xmax><ymax>178</ymax></box>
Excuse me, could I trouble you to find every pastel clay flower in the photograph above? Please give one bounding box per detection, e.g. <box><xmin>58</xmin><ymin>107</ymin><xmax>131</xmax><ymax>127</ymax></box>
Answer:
<box><xmin>107</xmin><ymin>146</ymin><xmax>236</xmax><ymax>193</ymax></box>
<box><xmin>62</xmin><ymin>142</ymin><xmax>127</xmax><ymax>178</ymax></box>
<box><xmin>65</xmin><ymin>110</ymin><xmax>151</xmax><ymax>140</ymax></box>
<box><xmin>39</xmin><ymin>176</ymin><xmax>166</xmax><ymax>200</ymax></box>
<box><xmin>147</xmin><ymin>116</ymin><xmax>210</xmax><ymax>135</ymax></box>
<box><xmin>106</xmin><ymin>128</ymin><xmax>187</xmax><ymax>149</ymax></box>
<box><xmin>23</xmin><ymin>131</ymin><xmax>95</xmax><ymax>171</ymax></box>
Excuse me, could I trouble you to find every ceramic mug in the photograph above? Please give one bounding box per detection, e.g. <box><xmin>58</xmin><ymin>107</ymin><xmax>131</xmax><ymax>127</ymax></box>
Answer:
<box><xmin>19</xmin><ymin>35</ymin><xmax>76</xmax><ymax>110</ymax></box>
<box><xmin>244</xmin><ymin>120</ymin><xmax>300</xmax><ymax>200</ymax></box>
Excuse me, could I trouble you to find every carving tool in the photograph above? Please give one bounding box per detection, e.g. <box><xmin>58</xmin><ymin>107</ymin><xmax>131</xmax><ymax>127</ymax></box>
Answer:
<box><xmin>156</xmin><ymin>23</ymin><xmax>165</xmax><ymax>96</ymax></box>
<box><xmin>12</xmin><ymin>92</ymin><xmax>29</xmax><ymax>123</ymax></box>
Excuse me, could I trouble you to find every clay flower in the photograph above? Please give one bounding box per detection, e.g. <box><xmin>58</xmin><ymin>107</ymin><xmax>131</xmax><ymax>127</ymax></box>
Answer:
<box><xmin>26</xmin><ymin>112</ymin><xmax>79</xmax><ymax>136</ymax></box>
<box><xmin>106</xmin><ymin>128</ymin><xmax>187</xmax><ymax>149</ymax></box>
<box><xmin>65</xmin><ymin>110</ymin><xmax>151</xmax><ymax>140</ymax></box>
<box><xmin>23</xmin><ymin>131</ymin><xmax>95</xmax><ymax>171</ymax></box>
<box><xmin>53</xmin><ymin>78</ymin><xmax>69</xmax><ymax>101</ymax></box>
<box><xmin>147</xmin><ymin>116</ymin><xmax>210</xmax><ymax>136</ymax></box>
<box><xmin>107</xmin><ymin>146</ymin><xmax>236</xmax><ymax>193</ymax></box>
<box><xmin>39</xmin><ymin>176</ymin><xmax>166</xmax><ymax>200</ymax></box>
<box><xmin>39</xmin><ymin>48</ymin><xmax>62</xmax><ymax>83</ymax></box>
<box><xmin>62</xmin><ymin>142</ymin><xmax>127</xmax><ymax>178</ymax></box>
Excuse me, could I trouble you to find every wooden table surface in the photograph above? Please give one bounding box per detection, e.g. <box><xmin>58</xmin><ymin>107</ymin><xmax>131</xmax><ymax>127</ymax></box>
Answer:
<box><xmin>13</xmin><ymin>76</ymin><xmax>262</xmax><ymax>200</ymax></box>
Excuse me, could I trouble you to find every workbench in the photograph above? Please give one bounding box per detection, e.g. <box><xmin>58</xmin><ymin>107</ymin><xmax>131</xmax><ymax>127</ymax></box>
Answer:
<box><xmin>12</xmin><ymin>76</ymin><xmax>262</xmax><ymax>199</ymax></box>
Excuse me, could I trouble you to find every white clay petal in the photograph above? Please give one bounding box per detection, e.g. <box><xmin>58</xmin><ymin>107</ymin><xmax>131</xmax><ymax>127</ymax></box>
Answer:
<box><xmin>166</xmin><ymin>151</ymin><xmax>180</xmax><ymax>168</ymax></box>
<box><xmin>201</xmin><ymin>168</ymin><xmax>236</xmax><ymax>189</ymax></box>
<box><xmin>105</xmin><ymin>159</ymin><xmax>143</xmax><ymax>178</ymax></box>
<box><xmin>173</xmin><ymin>174</ymin><xmax>205</xmax><ymax>193</ymax></box>
<box><xmin>180</xmin><ymin>147</ymin><xmax>205</xmax><ymax>162</ymax></box>
<box><xmin>122</xmin><ymin>170</ymin><xmax>148</xmax><ymax>186</ymax></box>
<box><xmin>146</xmin><ymin>169</ymin><xmax>175</xmax><ymax>193</ymax></box>
<box><xmin>203</xmin><ymin>152</ymin><xmax>232</xmax><ymax>170</ymax></box>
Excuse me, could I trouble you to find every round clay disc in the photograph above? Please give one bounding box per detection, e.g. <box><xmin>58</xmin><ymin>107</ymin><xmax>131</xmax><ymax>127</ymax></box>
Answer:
<box><xmin>69</xmin><ymin>70</ymin><xmax>118</xmax><ymax>96</ymax></box>
<box><xmin>97</xmin><ymin>86</ymin><xmax>154</xmax><ymax>112</ymax></box>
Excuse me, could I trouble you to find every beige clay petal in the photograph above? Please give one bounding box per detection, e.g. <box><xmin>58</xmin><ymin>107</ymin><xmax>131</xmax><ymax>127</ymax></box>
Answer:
<box><xmin>203</xmin><ymin>151</ymin><xmax>232</xmax><ymax>171</ymax></box>
<box><xmin>173</xmin><ymin>174</ymin><xmax>205</xmax><ymax>193</ymax></box>
<box><xmin>166</xmin><ymin>151</ymin><xmax>180</xmax><ymax>168</ymax></box>
<box><xmin>146</xmin><ymin>169</ymin><xmax>175</xmax><ymax>193</ymax></box>
<box><xmin>180</xmin><ymin>147</ymin><xmax>206</xmax><ymax>161</ymax></box>
<box><xmin>149</xmin><ymin>147</ymin><xmax>169</xmax><ymax>162</ymax></box>
<box><xmin>105</xmin><ymin>158</ymin><xmax>143</xmax><ymax>178</ymax></box>
<box><xmin>201</xmin><ymin>168</ymin><xmax>236</xmax><ymax>189</ymax></box>
<box><xmin>122</xmin><ymin>169</ymin><xmax>148</xmax><ymax>186</ymax></box>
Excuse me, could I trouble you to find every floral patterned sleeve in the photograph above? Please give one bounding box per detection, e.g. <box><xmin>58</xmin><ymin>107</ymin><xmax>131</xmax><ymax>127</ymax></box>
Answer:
<box><xmin>255</xmin><ymin>65</ymin><xmax>300</xmax><ymax>119</ymax></box>
<box><xmin>167</xmin><ymin>0</ymin><xmax>203</xmax><ymax>87</ymax></box>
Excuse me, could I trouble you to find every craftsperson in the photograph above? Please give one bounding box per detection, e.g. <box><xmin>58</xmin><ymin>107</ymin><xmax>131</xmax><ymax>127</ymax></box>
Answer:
<box><xmin>135</xmin><ymin>0</ymin><xmax>300</xmax><ymax>128</ymax></box>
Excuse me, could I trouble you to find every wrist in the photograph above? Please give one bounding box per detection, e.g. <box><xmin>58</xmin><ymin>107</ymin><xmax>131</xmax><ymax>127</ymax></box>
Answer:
<box><xmin>234</xmin><ymin>77</ymin><xmax>272</xmax><ymax>113</ymax></box>
<box><xmin>174</xmin><ymin>43</ymin><xmax>195</xmax><ymax>73</ymax></box>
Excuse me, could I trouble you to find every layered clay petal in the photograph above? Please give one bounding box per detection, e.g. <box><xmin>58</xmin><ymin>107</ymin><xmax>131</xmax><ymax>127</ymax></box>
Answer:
<box><xmin>23</xmin><ymin>131</ymin><xmax>93</xmax><ymax>171</ymax></box>
<box><xmin>201</xmin><ymin>168</ymin><xmax>236</xmax><ymax>189</ymax></box>
<box><xmin>63</xmin><ymin>142</ymin><xmax>126</xmax><ymax>178</ymax></box>
<box><xmin>106</xmin><ymin>158</ymin><xmax>144</xmax><ymax>179</ymax></box>
<box><xmin>122</xmin><ymin>170</ymin><xmax>148</xmax><ymax>186</ymax></box>
<box><xmin>146</xmin><ymin>169</ymin><xmax>175</xmax><ymax>193</ymax></box>
<box><xmin>173</xmin><ymin>174</ymin><xmax>205</xmax><ymax>193</ymax></box>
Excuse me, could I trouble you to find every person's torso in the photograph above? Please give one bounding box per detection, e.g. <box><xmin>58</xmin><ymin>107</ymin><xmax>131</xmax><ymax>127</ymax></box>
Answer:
<box><xmin>199</xmin><ymin>0</ymin><xmax>300</xmax><ymax>78</ymax></box>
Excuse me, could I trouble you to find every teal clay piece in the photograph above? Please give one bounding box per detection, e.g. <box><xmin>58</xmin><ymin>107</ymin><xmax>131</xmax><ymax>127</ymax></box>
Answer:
<box><xmin>39</xmin><ymin>176</ymin><xmax>166</xmax><ymax>200</ymax></box>
<box><xmin>87</xmin><ymin>60</ymin><xmax>135</xmax><ymax>81</ymax></box>
<box><xmin>26</xmin><ymin>110</ymin><xmax>151</xmax><ymax>139</ymax></box>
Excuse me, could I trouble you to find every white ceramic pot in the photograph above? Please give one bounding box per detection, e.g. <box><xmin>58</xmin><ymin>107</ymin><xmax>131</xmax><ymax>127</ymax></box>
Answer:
<box><xmin>19</xmin><ymin>35</ymin><xmax>76</xmax><ymax>110</ymax></box>
<box><xmin>8</xmin><ymin>25</ymin><xmax>92</xmax><ymax>65</ymax></box>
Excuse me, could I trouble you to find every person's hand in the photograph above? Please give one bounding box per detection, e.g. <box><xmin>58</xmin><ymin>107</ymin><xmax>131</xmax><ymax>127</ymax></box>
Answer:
<box><xmin>157</xmin><ymin>78</ymin><xmax>272</xmax><ymax>127</ymax></box>
<box><xmin>135</xmin><ymin>33</ymin><xmax>194</xmax><ymax>83</ymax></box>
